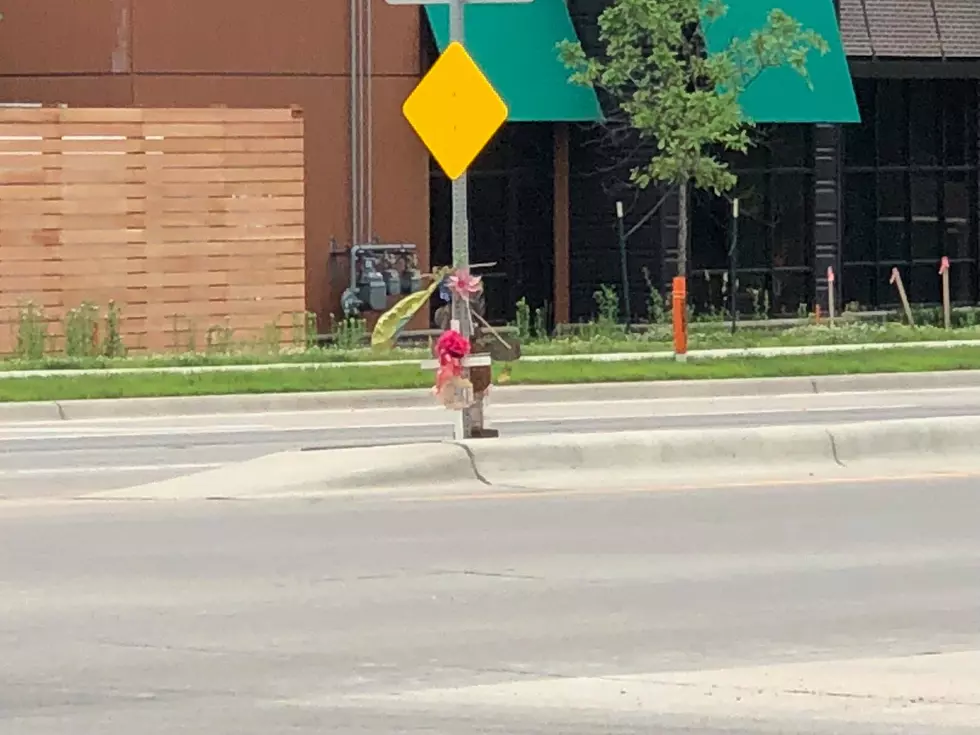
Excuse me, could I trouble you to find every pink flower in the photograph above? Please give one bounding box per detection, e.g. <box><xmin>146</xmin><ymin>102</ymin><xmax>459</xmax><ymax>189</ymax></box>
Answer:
<box><xmin>448</xmin><ymin>269</ymin><xmax>483</xmax><ymax>300</ymax></box>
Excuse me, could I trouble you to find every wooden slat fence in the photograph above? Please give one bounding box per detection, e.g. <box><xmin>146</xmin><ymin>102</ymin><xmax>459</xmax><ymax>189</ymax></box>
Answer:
<box><xmin>0</xmin><ymin>107</ymin><xmax>306</xmax><ymax>355</ymax></box>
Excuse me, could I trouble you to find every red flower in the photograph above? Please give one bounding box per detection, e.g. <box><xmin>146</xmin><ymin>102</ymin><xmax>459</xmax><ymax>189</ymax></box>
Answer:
<box><xmin>435</xmin><ymin>329</ymin><xmax>470</xmax><ymax>360</ymax></box>
<box><xmin>434</xmin><ymin>329</ymin><xmax>471</xmax><ymax>396</ymax></box>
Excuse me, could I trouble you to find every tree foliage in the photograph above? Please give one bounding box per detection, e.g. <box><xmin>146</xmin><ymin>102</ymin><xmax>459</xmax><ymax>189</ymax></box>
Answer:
<box><xmin>559</xmin><ymin>0</ymin><xmax>829</xmax><ymax>197</ymax></box>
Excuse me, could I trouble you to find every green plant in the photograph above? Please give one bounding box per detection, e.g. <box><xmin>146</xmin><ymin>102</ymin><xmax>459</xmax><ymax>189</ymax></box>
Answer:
<box><xmin>594</xmin><ymin>285</ymin><xmax>620</xmax><ymax>326</ymax></box>
<box><xmin>515</xmin><ymin>297</ymin><xmax>532</xmax><ymax>341</ymax></box>
<box><xmin>169</xmin><ymin>314</ymin><xmax>198</xmax><ymax>352</ymax></box>
<box><xmin>261</xmin><ymin>321</ymin><xmax>282</xmax><ymax>354</ymax></box>
<box><xmin>15</xmin><ymin>301</ymin><xmax>48</xmax><ymax>361</ymax></box>
<box><xmin>64</xmin><ymin>302</ymin><xmax>100</xmax><ymax>358</ymax></box>
<box><xmin>746</xmin><ymin>287</ymin><xmax>770</xmax><ymax>320</ymax></box>
<box><xmin>206</xmin><ymin>323</ymin><xmax>235</xmax><ymax>353</ymax></box>
<box><xmin>101</xmin><ymin>301</ymin><xmax>126</xmax><ymax>358</ymax></box>
<box><xmin>581</xmin><ymin>285</ymin><xmax>626</xmax><ymax>341</ymax></box>
<box><xmin>642</xmin><ymin>267</ymin><xmax>667</xmax><ymax>324</ymax></box>
<box><xmin>288</xmin><ymin>310</ymin><xmax>320</xmax><ymax>350</ymax></box>
<box><xmin>533</xmin><ymin>306</ymin><xmax>548</xmax><ymax>341</ymax></box>
<box><xmin>305</xmin><ymin>311</ymin><xmax>319</xmax><ymax>349</ymax></box>
<box><xmin>330</xmin><ymin>314</ymin><xmax>367</xmax><ymax>351</ymax></box>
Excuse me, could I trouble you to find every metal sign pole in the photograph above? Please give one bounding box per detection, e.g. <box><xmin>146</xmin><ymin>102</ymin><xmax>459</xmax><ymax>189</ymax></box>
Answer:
<box><xmin>448</xmin><ymin>0</ymin><xmax>474</xmax><ymax>437</ymax></box>
<box><xmin>393</xmin><ymin>0</ymin><xmax>531</xmax><ymax>438</ymax></box>
<box><xmin>729</xmin><ymin>198</ymin><xmax>739</xmax><ymax>334</ymax></box>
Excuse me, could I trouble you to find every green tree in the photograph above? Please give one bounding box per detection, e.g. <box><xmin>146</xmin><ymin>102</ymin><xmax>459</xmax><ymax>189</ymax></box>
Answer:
<box><xmin>560</xmin><ymin>0</ymin><xmax>829</xmax><ymax>277</ymax></box>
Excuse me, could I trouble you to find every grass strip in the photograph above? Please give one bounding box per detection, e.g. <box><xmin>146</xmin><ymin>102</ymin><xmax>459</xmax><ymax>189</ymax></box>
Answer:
<box><xmin>1</xmin><ymin>347</ymin><xmax>979</xmax><ymax>402</ymax></box>
<box><xmin>2</xmin><ymin>325</ymin><xmax>980</xmax><ymax>373</ymax></box>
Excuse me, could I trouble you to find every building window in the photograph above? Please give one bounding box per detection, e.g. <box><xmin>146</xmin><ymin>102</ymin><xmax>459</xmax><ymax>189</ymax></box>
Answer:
<box><xmin>842</xmin><ymin>78</ymin><xmax>980</xmax><ymax>308</ymax></box>
<box><xmin>690</xmin><ymin>124</ymin><xmax>815</xmax><ymax>317</ymax></box>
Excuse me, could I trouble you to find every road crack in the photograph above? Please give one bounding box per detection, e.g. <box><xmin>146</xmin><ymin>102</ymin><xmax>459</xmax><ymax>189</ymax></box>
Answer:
<box><xmin>826</xmin><ymin>429</ymin><xmax>846</xmax><ymax>467</ymax></box>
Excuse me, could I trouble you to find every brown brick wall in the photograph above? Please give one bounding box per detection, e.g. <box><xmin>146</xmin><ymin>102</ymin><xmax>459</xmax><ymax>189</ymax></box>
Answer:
<box><xmin>0</xmin><ymin>107</ymin><xmax>307</xmax><ymax>355</ymax></box>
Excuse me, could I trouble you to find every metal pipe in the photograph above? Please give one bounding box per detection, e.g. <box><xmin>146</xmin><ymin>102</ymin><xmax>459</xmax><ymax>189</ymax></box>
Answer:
<box><xmin>350</xmin><ymin>245</ymin><xmax>360</xmax><ymax>292</ymax></box>
<box><xmin>449</xmin><ymin>0</ymin><xmax>470</xmax><ymax>321</ymax></box>
<box><xmin>349</xmin><ymin>0</ymin><xmax>360</xmax><ymax>246</ymax></box>
<box><xmin>366</xmin><ymin>0</ymin><xmax>374</xmax><ymax>241</ymax></box>
<box><xmin>448</xmin><ymin>0</ymin><xmax>479</xmax><ymax>439</ymax></box>
<box><xmin>616</xmin><ymin>201</ymin><xmax>631</xmax><ymax>325</ymax></box>
<box><xmin>729</xmin><ymin>198</ymin><xmax>740</xmax><ymax>334</ymax></box>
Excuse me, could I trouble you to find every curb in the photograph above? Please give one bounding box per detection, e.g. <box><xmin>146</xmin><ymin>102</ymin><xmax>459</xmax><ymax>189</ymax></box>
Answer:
<box><xmin>89</xmin><ymin>416</ymin><xmax>980</xmax><ymax>500</ymax></box>
<box><xmin>4</xmin><ymin>369</ymin><xmax>980</xmax><ymax>422</ymax></box>
<box><xmin>92</xmin><ymin>442</ymin><xmax>471</xmax><ymax>500</ymax></box>
<box><xmin>465</xmin><ymin>415</ymin><xmax>980</xmax><ymax>484</ymax></box>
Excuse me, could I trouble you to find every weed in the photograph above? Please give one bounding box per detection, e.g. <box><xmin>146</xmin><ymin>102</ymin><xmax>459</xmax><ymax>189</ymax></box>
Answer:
<box><xmin>515</xmin><ymin>298</ymin><xmax>532</xmax><ymax>342</ymax></box>
<box><xmin>533</xmin><ymin>306</ymin><xmax>548</xmax><ymax>341</ymax></box>
<box><xmin>642</xmin><ymin>267</ymin><xmax>667</xmax><ymax>324</ymax></box>
<box><xmin>305</xmin><ymin>311</ymin><xmax>319</xmax><ymax>349</ymax></box>
<box><xmin>206</xmin><ymin>323</ymin><xmax>235</xmax><ymax>353</ymax></box>
<box><xmin>594</xmin><ymin>285</ymin><xmax>620</xmax><ymax>326</ymax></box>
<box><xmin>330</xmin><ymin>314</ymin><xmax>367</xmax><ymax>351</ymax></box>
<box><xmin>14</xmin><ymin>301</ymin><xmax>48</xmax><ymax>361</ymax></box>
<box><xmin>64</xmin><ymin>302</ymin><xmax>100</xmax><ymax>358</ymax></box>
<box><xmin>746</xmin><ymin>288</ymin><xmax>769</xmax><ymax>320</ymax></box>
<box><xmin>262</xmin><ymin>322</ymin><xmax>282</xmax><ymax>354</ymax></box>
<box><xmin>694</xmin><ymin>305</ymin><xmax>727</xmax><ymax>323</ymax></box>
<box><xmin>101</xmin><ymin>301</ymin><xmax>126</xmax><ymax>358</ymax></box>
<box><xmin>288</xmin><ymin>310</ymin><xmax>320</xmax><ymax>350</ymax></box>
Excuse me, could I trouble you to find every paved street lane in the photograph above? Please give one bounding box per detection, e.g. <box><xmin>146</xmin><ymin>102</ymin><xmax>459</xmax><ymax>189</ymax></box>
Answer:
<box><xmin>4</xmin><ymin>385</ymin><xmax>980</xmax><ymax>497</ymax></box>
<box><xmin>1</xmin><ymin>475</ymin><xmax>978</xmax><ymax>733</ymax></box>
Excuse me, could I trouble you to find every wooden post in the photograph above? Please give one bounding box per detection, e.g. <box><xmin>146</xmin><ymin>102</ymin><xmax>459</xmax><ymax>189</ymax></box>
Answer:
<box><xmin>889</xmin><ymin>268</ymin><xmax>915</xmax><ymax>326</ymax></box>
<box><xmin>940</xmin><ymin>256</ymin><xmax>951</xmax><ymax>330</ymax></box>
<box><xmin>672</xmin><ymin>276</ymin><xmax>688</xmax><ymax>361</ymax></box>
<box><xmin>826</xmin><ymin>266</ymin><xmax>836</xmax><ymax>328</ymax></box>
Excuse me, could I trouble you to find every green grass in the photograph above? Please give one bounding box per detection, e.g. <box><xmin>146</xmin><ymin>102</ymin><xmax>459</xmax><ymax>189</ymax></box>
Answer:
<box><xmin>3</xmin><ymin>347</ymin><xmax>979</xmax><ymax>403</ymax></box>
<box><xmin>2</xmin><ymin>322</ymin><xmax>980</xmax><ymax>373</ymax></box>
<box><xmin>533</xmin><ymin>322</ymin><xmax>980</xmax><ymax>355</ymax></box>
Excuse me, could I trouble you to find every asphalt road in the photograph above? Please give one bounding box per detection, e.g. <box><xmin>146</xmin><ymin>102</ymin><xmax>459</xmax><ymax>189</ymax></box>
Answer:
<box><xmin>1</xmin><ymin>475</ymin><xmax>978</xmax><ymax>733</ymax></box>
<box><xmin>3</xmin><ymin>385</ymin><xmax>980</xmax><ymax>498</ymax></box>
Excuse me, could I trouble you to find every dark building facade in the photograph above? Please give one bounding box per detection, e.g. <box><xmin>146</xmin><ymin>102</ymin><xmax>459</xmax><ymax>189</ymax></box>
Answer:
<box><xmin>565</xmin><ymin>0</ymin><xmax>980</xmax><ymax>320</ymax></box>
<box><xmin>1</xmin><ymin>0</ymin><xmax>978</xmax><ymax>325</ymax></box>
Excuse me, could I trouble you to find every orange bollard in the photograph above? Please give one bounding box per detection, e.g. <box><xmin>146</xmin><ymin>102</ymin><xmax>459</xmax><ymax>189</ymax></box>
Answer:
<box><xmin>672</xmin><ymin>276</ymin><xmax>688</xmax><ymax>359</ymax></box>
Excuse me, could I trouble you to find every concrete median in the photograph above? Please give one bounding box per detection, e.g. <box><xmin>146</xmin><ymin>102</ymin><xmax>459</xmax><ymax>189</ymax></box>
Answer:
<box><xmin>464</xmin><ymin>416</ymin><xmax>980</xmax><ymax>488</ymax></box>
<box><xmin>464</xmin><ymin>424</ymin><xmax>839</xmax><ymax>486</ymax></box>
<box><xmin>90</xmin><ymin>415</ymin><xmax>980</xmax><ymax>501</ymax></box>
<box><xmin>830</xmin><ymin>415</ymin><xmax>980</xmax><ymax>464</ymax></box>
<box><xmin>93</xmin><ymin>442</ymin><xmax>473</xmax><ymax>500</ymax></box>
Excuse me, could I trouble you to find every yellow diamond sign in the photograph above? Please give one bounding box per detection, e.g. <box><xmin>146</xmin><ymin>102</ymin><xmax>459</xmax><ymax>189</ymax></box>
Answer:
<box><xmin>403</xmin><ymin>41</ymin><xmax>508</xmax><ymax>181</ymax></box>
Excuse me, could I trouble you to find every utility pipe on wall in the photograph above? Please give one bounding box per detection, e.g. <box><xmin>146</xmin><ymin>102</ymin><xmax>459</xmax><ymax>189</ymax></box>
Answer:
<box><xmin>349</xmin><ymin>0</ymin><xmax>374</xmax><ymax>247</ymax></box>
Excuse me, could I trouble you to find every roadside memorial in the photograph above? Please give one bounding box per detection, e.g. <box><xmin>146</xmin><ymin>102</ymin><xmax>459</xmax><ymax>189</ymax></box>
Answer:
<box><xmin>393</xmin><ymin>0</ymin><xmax>529</xmax><ymax>438</ymax></box>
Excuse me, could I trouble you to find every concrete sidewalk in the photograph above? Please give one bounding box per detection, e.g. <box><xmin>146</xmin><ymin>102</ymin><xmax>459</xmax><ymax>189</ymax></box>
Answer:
<box><xmin>3</xmin><ymin>369</ymin><xmax>980</xmax><ymax>422</ymax></box>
